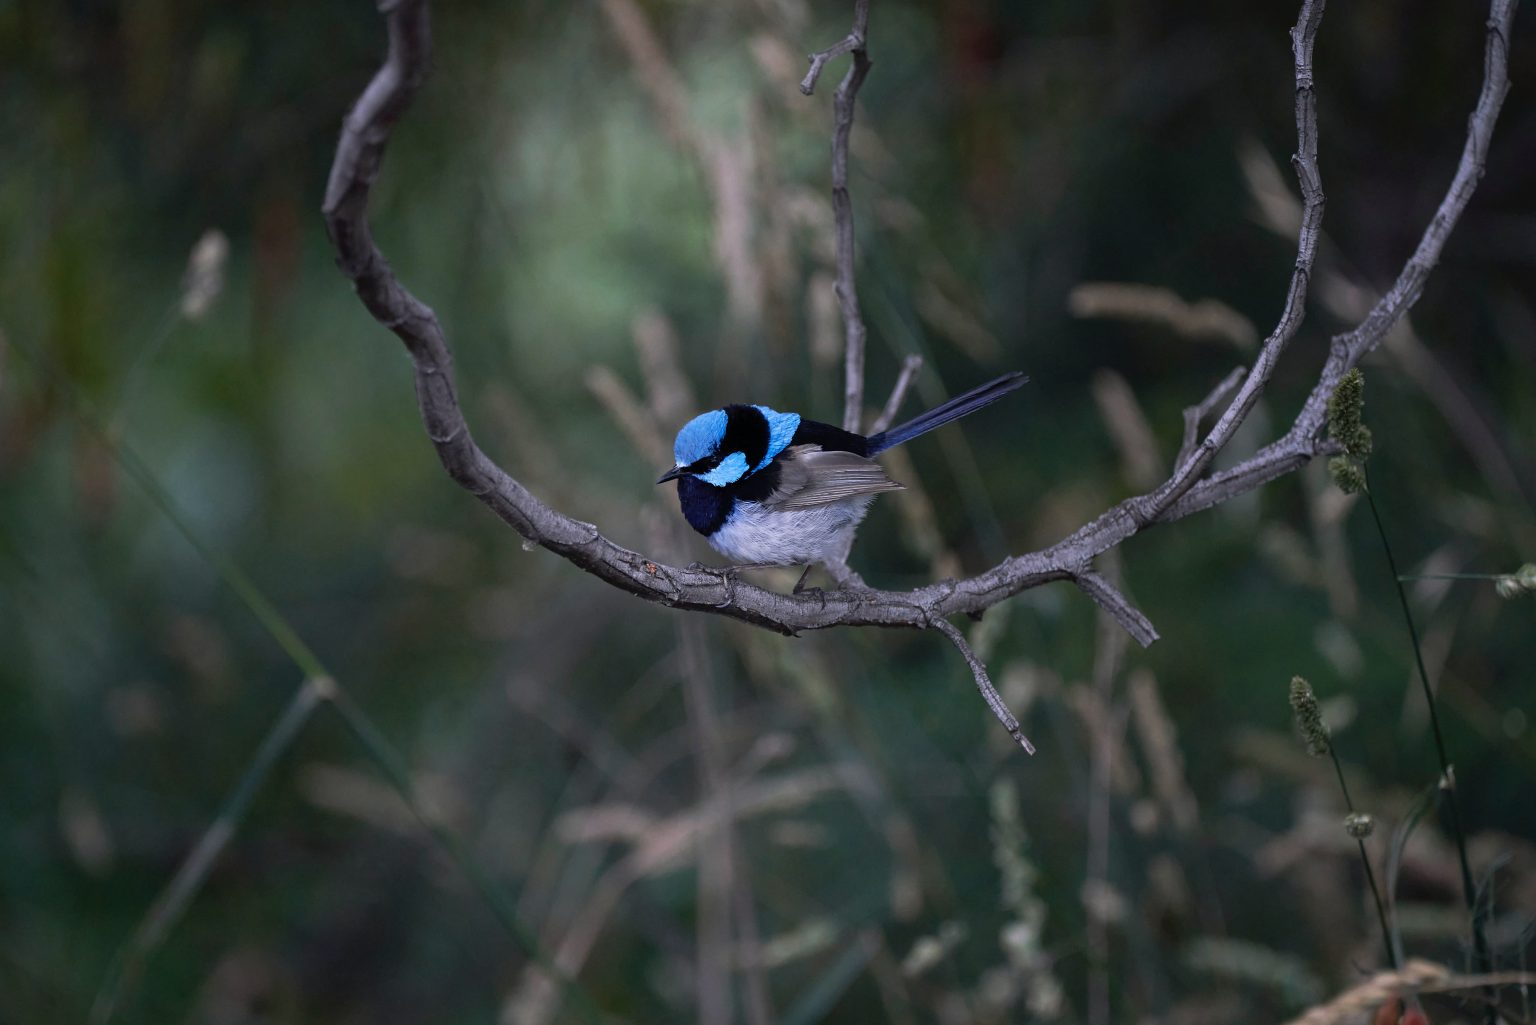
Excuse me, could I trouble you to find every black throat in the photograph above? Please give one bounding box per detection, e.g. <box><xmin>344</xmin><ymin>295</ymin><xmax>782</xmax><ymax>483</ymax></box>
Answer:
<box><xmin>674</xmin><ymin>457</ymin><xmax>787</xmax><ymax>537</ymax></box>
<box><xmin>676</xmin><ymin>476</ymin><xmax>733</xmax><ymax>537</ymax></box>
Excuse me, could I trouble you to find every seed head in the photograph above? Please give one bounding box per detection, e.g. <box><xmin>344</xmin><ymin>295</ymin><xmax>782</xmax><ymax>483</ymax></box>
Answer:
<box><xmin>1496</xmin><ymin>563</ymin><xmax>1536</xmax><ymax>599</ymax></box>
<box><xmin>1344</xmin><ymin>812</ymin><xmax>1375</xmax><ymax>839</ymax></box>
<box><xmin>1289</xmin><ymin>676</ymin><xmax>1330</xmax><ymax>757</ymax></box>
<box><xmin>1328</xmin><ymin>455</ymin><xmax>1366</xmax><ymax>496</ymax></box>
<box><xmin>1328</xmin><ymin>369</ymin><xmax>1373</xmax><ymax>460</ymax></box>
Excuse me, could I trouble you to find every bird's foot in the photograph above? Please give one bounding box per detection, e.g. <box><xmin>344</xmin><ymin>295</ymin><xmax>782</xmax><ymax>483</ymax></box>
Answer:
<box><xmin>696</xmin><ymin>561</ymin><xmax>789</xmax><ymax>607</ymax></box>
<box><xmin>791</xmin><ymin>567</ymin><xmax>827</xmax><ymax>607</ymax></box>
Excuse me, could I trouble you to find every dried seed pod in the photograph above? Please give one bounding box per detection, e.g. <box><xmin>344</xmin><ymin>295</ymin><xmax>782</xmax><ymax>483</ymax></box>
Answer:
<box><xmin>1289</xmin><ymin>676</ymin><xmax>1330</xmax><ymax>757</ymax></box>
<box><xmin>1345</xmin><ymin>812</ymin><xmax>1375</xmax><ymax>839</ymax></box>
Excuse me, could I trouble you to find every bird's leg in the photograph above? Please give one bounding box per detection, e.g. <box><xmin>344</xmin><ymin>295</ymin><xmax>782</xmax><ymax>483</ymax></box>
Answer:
<box><xmin>822</xmin><ymin>558</ymin><xmax>869</xmax><ymax>592</ymax></box>
<box><xmin>822</xmin><ymin>530</ymin><xmax>871</xmax><ymax>593</ymax></box>
<box><xmin>791</xmin><ymin>565</ymin><xmax>816</xmax><ymax>594</ymax></box>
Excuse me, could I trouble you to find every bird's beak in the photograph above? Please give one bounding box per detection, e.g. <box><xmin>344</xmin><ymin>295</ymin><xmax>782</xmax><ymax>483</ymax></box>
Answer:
<box><xmin>656</xmin><ymin>466</ymin><xmax>684</xmax><ymax>484</ymax></box>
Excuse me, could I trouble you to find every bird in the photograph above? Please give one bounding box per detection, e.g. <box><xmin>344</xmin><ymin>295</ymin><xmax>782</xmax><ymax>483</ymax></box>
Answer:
<box><xmin>657</xmin><ymin>372</ymin><xmax>1027</xmax><ymax>587</ymax></box>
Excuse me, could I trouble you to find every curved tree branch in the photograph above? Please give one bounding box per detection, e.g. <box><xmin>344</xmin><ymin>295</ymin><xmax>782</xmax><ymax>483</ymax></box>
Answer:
<box><xmin>323</xmin><ymin>0</ymin><xmax>1517</xmax><ymax>698</ymax></box>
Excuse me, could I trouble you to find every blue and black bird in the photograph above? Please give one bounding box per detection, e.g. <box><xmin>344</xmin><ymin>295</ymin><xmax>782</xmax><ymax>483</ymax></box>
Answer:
<box><xmin>657</xmin><ymin>372</ymin><xmax>1027</xmax><ymax>585</ymax></box>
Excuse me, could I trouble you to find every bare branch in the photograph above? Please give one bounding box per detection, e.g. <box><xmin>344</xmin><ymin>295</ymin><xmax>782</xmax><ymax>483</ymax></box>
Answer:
<box><xmin>1176</xmin><ymin>366</ymin><xmax>1248</xmax><ymax>472</ymax></box>
<box><xmin>322</xmin><ymin>0</ymin><xmax>1517</xmax><ymax>745</ymax></box>
<box><xmin>799</xmin><ymin>31</ymin><xmax>862</xmax><ymax>97</ymax></box>
<box><xmin>801</xmin><ymin>0</ymin><xmax>873</xmax><ymax>432</ymax></box>
<box><xmin>869</xmin><ymin>353</ymin><xmax>923</xmax><ymax>434</ymax></box>
<box><xmin>1075</xmin><ymin>570</ymin><xmax>1159</xmax><ymax>648</ymax></box>
<box><xmin>931</xmin><ymin>618</ymin><xmax>1034</xmax><ymax>754</ymax></box>
<box><xmin>1277</xmin><ymin>0</ymin><xmax>1519</xmax><ymax>455</ymax></box>
<box><xmin>1170</xmin><ymin>0</ymin><xmax>1518</xmax><ymax>523</ymax></box>
<box><xmin>1125</xmin><ymin>0</ymin><xmax>1328</xmax><ymax>529</ymax></box>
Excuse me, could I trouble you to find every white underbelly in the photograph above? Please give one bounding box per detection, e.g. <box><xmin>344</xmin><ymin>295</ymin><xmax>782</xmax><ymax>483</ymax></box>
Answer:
<box><xmin>707</xmin><ymin>496</ymin><xmax>877</xmax><ymax>565</ymax></box>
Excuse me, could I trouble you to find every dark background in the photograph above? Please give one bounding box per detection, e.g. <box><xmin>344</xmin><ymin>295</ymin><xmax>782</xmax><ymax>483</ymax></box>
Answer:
<box><xmin>2</xmin><ymin>1</ymin><xmax>1534</xmax><ymax>1022</ymax></box>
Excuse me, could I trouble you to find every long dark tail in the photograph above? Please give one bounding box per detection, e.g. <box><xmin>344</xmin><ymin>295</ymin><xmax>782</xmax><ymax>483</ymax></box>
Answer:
<box><xmin>865</xmin><ymin>372</ymin><xmax>1028</xmax><ymax>455</ymax></box>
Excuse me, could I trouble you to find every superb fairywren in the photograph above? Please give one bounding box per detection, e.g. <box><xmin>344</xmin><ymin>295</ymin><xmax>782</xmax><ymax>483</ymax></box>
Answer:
<box><xmin>657</xmin><ymin>372</ymin><xmax>1027</xmax><ymax>585</ymax></box>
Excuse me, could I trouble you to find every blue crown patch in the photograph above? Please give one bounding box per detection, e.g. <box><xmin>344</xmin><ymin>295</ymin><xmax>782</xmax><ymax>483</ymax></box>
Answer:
<box><xmin>674</xmin><ymin>409</ymin><xmax>728</xmax><ymax>466</ymax></box>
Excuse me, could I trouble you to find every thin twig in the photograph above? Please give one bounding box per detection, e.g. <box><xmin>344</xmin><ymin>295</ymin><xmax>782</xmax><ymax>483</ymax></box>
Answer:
<box><xmin>869</xmin><ymin>353</ymin><xmax>923</xmax><ymax>434</ymax></box>
<box><xmin>800</xmin><ymin>0</ymin><xmax>873</xmax><ymax>432</ymax></box>
<box><xmin>1076</xmin><ymin>570</ymin><xmax>1159</xmax><ymax>647</ymax></box>
<box><xmin>800</xmin><ymin>32</ymin><xmax>862</xmax><ymax>96</ymax></box>
<box><xmin>1176</xmin><ymin>366</ymin><xmax>1248</xmax><ymax>472</ymax></box>
<box><xmin>931</xmin><ymin>618</ymin><xmax>1034</xmax><ymax>754</ymax></box>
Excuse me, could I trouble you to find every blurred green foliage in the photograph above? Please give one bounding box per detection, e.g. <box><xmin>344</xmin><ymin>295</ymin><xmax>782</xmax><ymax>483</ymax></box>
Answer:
<box><xmin>2</xmin><ymin>1</ymin><xmax>1535</xmax><ymax>1023</ymax></box>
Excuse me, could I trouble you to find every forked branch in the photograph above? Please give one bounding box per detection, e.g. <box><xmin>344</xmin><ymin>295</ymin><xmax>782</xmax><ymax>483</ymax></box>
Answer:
<box><xmin>322</xmin><ymin>0</ymin><xmax>1518</xmax><ymax>735</ymax></box>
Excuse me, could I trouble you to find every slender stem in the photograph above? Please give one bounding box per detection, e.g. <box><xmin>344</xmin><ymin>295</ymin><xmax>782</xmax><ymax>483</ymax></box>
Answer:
<box><xmin>1362</xmin><ymin>471</ymin><xmax>1492</xmax><ymax>985</ymax></box>
<box><xmin>1356</xmin><ymin>844</ymin><xmax>1393</xmax><ymax>970</ymax></box>
<box><xmin>90</xmin><ymin>680</ymin><xmax>326</xmax><ymax>1025</ymax></box>
<box><xmin>1327</xmin><ymin>747</ymin><xmax>1396</xmax><ymax>970</ymax></box>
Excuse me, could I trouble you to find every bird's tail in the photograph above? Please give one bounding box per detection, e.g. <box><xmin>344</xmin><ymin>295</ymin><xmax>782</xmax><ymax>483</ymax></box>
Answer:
<box><xmin>865</xmin><ymin>372</ymin><xmax>1028</xmax><ymax>455</ymax></box>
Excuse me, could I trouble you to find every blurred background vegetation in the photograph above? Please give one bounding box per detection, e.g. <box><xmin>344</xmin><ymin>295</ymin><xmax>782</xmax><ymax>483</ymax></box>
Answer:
<box><xmin>2</xmin><ymin>0</ymin><xmax>1535</xmax><ymax>1022</ymax></box>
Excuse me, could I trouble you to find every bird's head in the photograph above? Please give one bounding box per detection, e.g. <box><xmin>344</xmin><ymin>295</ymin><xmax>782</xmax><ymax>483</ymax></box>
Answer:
<box><xmin>657</xmin><ymin>405</ymin><xmax>801</xmax><ymax>488</ymax></box>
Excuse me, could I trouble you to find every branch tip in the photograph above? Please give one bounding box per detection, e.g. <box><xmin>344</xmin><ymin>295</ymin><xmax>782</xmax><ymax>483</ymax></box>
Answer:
<box><xmin>932</xmin><ymin>618</ymin><xmax>1035</xmax><ymax>754</ymax></box>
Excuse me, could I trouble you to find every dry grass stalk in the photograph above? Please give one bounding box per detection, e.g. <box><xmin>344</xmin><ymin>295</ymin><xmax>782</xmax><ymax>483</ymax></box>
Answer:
<box><xmin>1127</xmin><ymin>669</ymin><xmax>1198</xmax><ymax>832</ymax></box>
<box><xmin>1091</xmin><ymin>369</ymin><xmax>1164</xmax><ymax>489</ymax></box>
<box><xmin>584</xmin><ymin>365</ymin><xmax>671</xmax><ymax>468</ymax></box>
<box><xmin>1283</xmin><ymin>961</ymin><xmax>1536</xmax><ymax>1025</ymax></box>
<box><xmin>1069</xmin><ymin>282</ymin><xmax>1258</xmax><ymax>350</ymax></box>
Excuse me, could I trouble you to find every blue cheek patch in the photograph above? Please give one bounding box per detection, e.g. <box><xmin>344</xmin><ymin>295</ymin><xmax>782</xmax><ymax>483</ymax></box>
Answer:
<box><xmin>751</xmin><ymin>406</ymin><xmax>801</xmax><ymax>472</ymax></box>
<box><xmin>698</xmin><ymin>451</ymin><xmax>750</xmax><ymax>487</ymax></box>
<box><xmin>674</xmin><ymin>409</ymin><xmax>728</xmax><ymax>466</ymax></box>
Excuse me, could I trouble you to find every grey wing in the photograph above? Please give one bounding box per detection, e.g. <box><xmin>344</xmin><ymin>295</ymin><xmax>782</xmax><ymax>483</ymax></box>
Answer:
<box><xmin>765</xmin><ymin>445</ymin><xmax>905</xmax><ymax>510</ymax></box>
